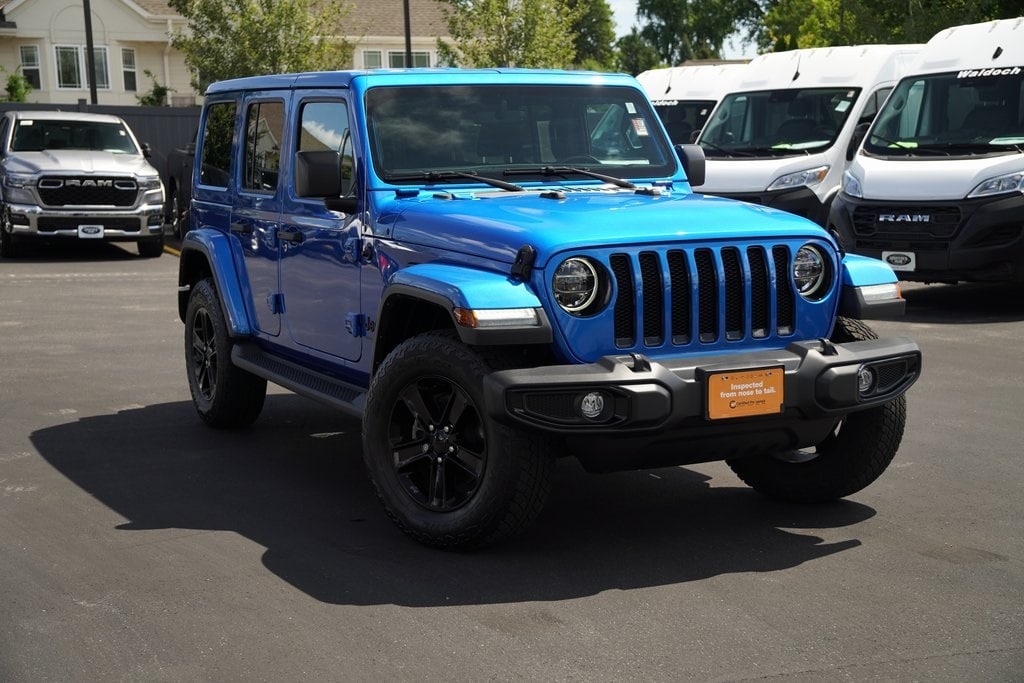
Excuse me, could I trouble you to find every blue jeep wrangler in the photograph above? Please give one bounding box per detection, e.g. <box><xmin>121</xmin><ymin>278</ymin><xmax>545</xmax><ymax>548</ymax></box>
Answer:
<box><xmin>178</xmin><ymin>69</ymin><xmax>921</xmax><ymax>549</ymax></box>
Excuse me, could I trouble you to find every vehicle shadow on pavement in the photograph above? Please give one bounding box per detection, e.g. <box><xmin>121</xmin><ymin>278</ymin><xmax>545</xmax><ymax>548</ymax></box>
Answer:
<box><xmin>1</xmin><ymin>240</ymin><xmax>151</xmax><ymax>262</ymax></box>
<box><xmin>898</xmin><ymin>282</ymin><xmax>1024</xmax><ymax>324</ymax></box>
<box><xmin>32</xmin><ymin>396</ymin><xmax>874</xmax><ymax>607</ymax></box>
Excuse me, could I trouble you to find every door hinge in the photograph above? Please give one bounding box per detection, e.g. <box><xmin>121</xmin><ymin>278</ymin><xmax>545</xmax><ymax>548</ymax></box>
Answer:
<box><xmin>345</xmin><ymin>312</ymin><xmax>366</xmax><ymax>337</ymax></box>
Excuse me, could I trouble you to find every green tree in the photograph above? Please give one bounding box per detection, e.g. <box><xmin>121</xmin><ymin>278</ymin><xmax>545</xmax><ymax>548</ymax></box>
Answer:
<box><xmin>169</xmin><ymin>0</ymin><xmax>355</xmax><ymax>92</ymax></box>
<box><xmin>566</xmin><ymin>0</ymin><xmax>617</xmax><ymax>70</ymax></box>
<box><xmin>614</xmin><ymin>28</ymin><xmax>665</xmax><ymax>75</ymax></box>
<box><xmin>2</xmin><ymin>65</ymin><xmax>32</xmax><ymax>102</ymax></box>
<box><xmin>437</xmin><ymin>0</ymin><xmax>581</xmax><ymax>68</ymax></box>
<box><xmin>135</xmin><ymin>69</ymin><xmax>175</xmax><ymax>107</ymax></box>
<box><xmin>637</xmin><ymin>0</ymin><xmax>762</xmax><ymax>64</ymax></box>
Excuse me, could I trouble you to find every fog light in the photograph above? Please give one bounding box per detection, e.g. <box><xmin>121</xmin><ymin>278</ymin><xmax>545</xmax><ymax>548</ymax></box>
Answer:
<box><xmin>578</xmin><ymin>391</ymin><xmax>606</xmax><ymax>420</ymax></box>
<box><xmin>857</xmin><ymin>366</ymin><xmax>875</xmax><ymax>394</ymax></box>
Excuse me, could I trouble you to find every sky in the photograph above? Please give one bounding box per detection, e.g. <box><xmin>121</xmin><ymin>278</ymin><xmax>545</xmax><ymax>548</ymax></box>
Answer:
<box><xmin>606</xmin><ymin>0</ymin><xmax>756</xmax><ymax>59</ymax></box>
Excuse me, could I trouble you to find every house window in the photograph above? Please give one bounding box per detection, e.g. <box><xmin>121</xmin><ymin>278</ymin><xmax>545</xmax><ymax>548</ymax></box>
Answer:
<box><xmin>388</xmin><ymin>51</ymin><xmax>430</xmax><ymax>68</ymax></box>
<box><xmin>363</xmin><ymin>50</ymin><xmax>382</xmax><ymax>69</ymax></box>
<box><xmin>122</xmin><ymin>48</ymin><xmax>137</xmax><ymax>92</ymax></box>
<box><xmin>19</xmin><ymin>46</ymin><xmax>41</xmax><ymax>90</ymax></box>
<box><xmin>54</xmin><ymin>45</ymin><xmax>110</xmax><ymax>90</ymax></box>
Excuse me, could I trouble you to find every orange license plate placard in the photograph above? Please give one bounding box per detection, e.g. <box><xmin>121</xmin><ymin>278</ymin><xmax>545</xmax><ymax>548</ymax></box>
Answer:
<box><xmin>707</xmin><ymin>367</ymin><xmax>784</xmax><ymax>420</ymax></box>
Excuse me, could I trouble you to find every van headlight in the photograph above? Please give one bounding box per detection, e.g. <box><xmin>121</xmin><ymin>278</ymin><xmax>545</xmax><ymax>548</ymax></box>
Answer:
<box><xmin>766</xmin><ymin>165</ymin><xmax>829</xmax><ymax>191</ymax></box>
<box><xmin>842</xmin><ymin>170</ymin><xmax>863</xmax><ymax>198</ymax></box>
<box><xmin>968</xmin><ymin>172</ymin><xmax>1023</xmax><ymax>198</ymax></box>
<box><xmin>793</xmin><ymin>244</ymin><xmax>831</xmax><ymax>300</ymax></box>
<box><xmin>552</xmin><ymin>257</ymin><xmax>603</xmax><ymax>315</ymax></box>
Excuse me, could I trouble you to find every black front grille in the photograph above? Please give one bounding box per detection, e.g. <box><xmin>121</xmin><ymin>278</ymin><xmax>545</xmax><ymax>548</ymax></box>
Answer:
<box><xmin>608</xmin><ymin>244</ymin><xmax>799</xmax><ymax>349</ymax></box>
<box><xmin>852</xmin><ymin>205</ymin><xmax>961</xmax><ymax>239</ymax></box>
<box><xmin>37</xmin><ymin>177</ymin><xmax>138</xmax><ymax>207</ymax></box>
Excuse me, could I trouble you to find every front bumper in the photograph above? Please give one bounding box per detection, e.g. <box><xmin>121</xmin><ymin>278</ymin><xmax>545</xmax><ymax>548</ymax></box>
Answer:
<box><xmin>6</xmin><ymin>201</ymin><xmax>165</xmax><ymax>242</ymax></box>
<box><xmin>829</xmin><ymin>192</ymin><xmax>1024</xmax><ymax>284</ymax></box>
<box><xmin>483</xmin><ymin>333</ymin><xmax>925</xmax><ymax>436</ymax></box>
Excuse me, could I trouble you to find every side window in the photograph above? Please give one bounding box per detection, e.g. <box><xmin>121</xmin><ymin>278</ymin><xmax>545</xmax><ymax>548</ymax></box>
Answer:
<box><xmin>860</xmin><ymin>87</ymin><xmax>892</xmax><ymax>124</ymax></box>
<box><xmin>297</xmin><ymin>101</ymin><xmax>352</xmax><ymax>194</ymax></box>
<box><xmin>199</xmin><ymin>101</ymin><xmax>237</xmax><ymax>187</ymax></box>
<box><xmin>243</xmin><ymin>101</ymin><xmax>285</xmax><ymax>193</ymax></box>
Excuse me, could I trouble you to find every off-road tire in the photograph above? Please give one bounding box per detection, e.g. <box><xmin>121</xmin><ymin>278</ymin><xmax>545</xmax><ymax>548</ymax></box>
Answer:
<box><xmin>184</xmin><ymin>278</ymin><xmax>267</xmax><ymax>428</ymax></box>
<box><xmin>726</xmin><ymin>316</ymin><xmax>907</xmax><ymax>502</ymax></box>
<box><xmin>362</xmin><ymin>331</ymin><xmax>554</xmax><ymax>549</ymax></box>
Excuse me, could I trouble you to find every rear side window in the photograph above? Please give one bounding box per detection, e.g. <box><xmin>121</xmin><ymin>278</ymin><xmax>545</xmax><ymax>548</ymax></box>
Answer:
<box><xmin>243</xmin><ymin>100</ymin><xmax>285</xmax><ymax>193</ymax></box>
<box><xmin>199</xmin><ymin>101</ymin><xmax>236</xmax><ymax>187</ymax></box>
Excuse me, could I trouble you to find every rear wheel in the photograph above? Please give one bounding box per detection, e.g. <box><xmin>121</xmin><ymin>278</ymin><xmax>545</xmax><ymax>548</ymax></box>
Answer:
<box><xmin>362</xmin><ymin>332</ymin><xmax>553</xmax><ymax>549</ymax></box>
<box><xmin>727</xmin><ymin>317</ymin><xmax>907</xmax><ymax>501</ymax></box>
<box><xmin>168</xmin><ymin>185</ymin><xmax>189</xmax><ymax>238</ymax></box>
<box><xmin>184</xmin><ymin>278</ymin><xmax>267</xmax><ymax>428</ymax></box>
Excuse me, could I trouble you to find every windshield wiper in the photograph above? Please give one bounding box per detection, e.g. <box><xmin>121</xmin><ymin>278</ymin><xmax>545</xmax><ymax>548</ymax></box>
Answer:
<box><xmin>698</xmin><ymin>140</ymin><xmax>755</xmax><ymax>158</ymax></box>
<box><xmin>384</xmin><ymin>170</ymin><xmax>524</xmax><ymax>192</ymax></box>
<box><xmin>867</xmin><ymin>134</ymin><xmax>948</xmax><ymax>156</ymax></box>
<box><xmin>504</xmin><ymin>166</ymin><xmax>636</xmax><ymax>189</ymax></box>
<box><xmin>732</xmin><ymin>146</ymin><xmax>812</xmax><ymax>157</ymax></box>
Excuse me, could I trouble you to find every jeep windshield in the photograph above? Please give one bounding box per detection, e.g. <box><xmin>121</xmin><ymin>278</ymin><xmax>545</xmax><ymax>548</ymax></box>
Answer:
<box><xmin>699</xmin><ymin>87</ymin><xmax>860</xmax><ymax>158</ymax></box>
<box><xmin>365</xmin><ymin>84</ymin><xmax>677</xmax><ymax>185</ymax></box>
<box><xmin>9</xmin><ymin>119</ymin><xmax>139</xmax><ymax>154</ymax></box>
<box><xmin>864</xmin><ymin>69</ymin><xmax>1024</xmax><ymax>158</ymax></box>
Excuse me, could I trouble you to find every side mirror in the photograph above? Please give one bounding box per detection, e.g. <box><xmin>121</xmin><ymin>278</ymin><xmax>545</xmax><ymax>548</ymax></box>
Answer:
<box><xmin>847</xmin><ymin>122</ymin><xmax>870</xmax><ymax>161</ymax></box>
<box><xmin>141</xmin><ymin>142</ymin><xmax>152</xmax><ymax>158</ymax></box>
<box><xmin>674</xmin><ymin>143</ymin><xmax>705</xmax><ymax>187</ymax></box>
<box><xmin>295</xmin><ymin>149</ymin><xmax>358</xmax><ymax>214</ymax></box>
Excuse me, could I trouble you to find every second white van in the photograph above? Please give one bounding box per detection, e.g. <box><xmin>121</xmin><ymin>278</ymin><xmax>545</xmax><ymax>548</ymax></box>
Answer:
<box><xmin>637</xmin><ymin>62</ymin><xmax>748</xmax><ymax>145</ymax></box>
<box><xmin>695</xmin><ymin>44</ymin><xmax>922</xmax><ymax>225</ymax></box>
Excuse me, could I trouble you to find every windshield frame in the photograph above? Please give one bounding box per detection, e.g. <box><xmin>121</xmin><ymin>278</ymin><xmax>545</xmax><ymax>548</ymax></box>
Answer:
<box><xmin>698</xmin><ymin>86</ymin><xmax>862</xmax><ymax>159</ymax></box>
<box><xmin>363</xmin><ymin>83</ymin><xmax>678</xmax><ymax>187</ymax></box>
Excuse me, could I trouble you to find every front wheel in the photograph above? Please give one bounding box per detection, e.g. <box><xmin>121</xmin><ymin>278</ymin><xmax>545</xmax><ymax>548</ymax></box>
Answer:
<box><xmin>138</xmin><ymin>237</ymin><xmax>164</xmax><ymax>258</ymax></box>
<box><xmin>726</xmin><ymin>317</ymin><xmax>907</xmax><ymax>502</ymax></box>
<box><xmin>0</xmin><ymin>205</ymin><xmax>19</xmax><ymax>259</ymax></box>
<box><xmin>184</xmin><ymin>278</ymin><xmax>267</xmax><ymax>428</ymax></box>
<box><xmin>362</xmin><ymin>332</ymin><xmax>554</xmax><ymax>549</ymax></box>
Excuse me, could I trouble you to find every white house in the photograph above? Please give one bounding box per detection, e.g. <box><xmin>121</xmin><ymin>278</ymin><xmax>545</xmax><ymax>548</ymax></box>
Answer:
<box><xmin>0</xmin><ymin>0</ymin><xmax>451</xmax><ymax>106</ymax></box>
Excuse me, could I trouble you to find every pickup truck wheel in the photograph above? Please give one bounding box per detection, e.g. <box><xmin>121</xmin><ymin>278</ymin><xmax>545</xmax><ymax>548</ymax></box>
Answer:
<box><xmin>184</xmin><ymin>278</ymin><xmax>267</xmax><ymax>428</ymax></box>
<box><xmin>0</xmin><ymin>206</ymin><xmax>18</xmax><ymax>258</ymax></box>
<box><xmin>726</xmin><ymin>316</ymin><xmax>907</xmax><ymax>502</ymax></box>
<box><xmin>168</xmin><ymin>186</ymin><xmax>189</xmax><ymax>238</ymax></box>
<box><xmin>138</xmin><ymin>237</ymin><xmax>164</xmax><ymax>258</ymax></box>
<box><xmin>362</xmin><ymin>332</ymin><xmax>553</xmax><ymax>549</ymax></box>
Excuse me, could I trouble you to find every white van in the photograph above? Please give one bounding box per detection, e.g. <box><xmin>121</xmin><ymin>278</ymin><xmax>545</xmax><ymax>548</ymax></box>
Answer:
<box><xmin>695</xmin><ymin>44</ymin><xmax>922</xmax><ymax>225</ymax></box>
<box><xmin>829</xmin><ymin>18</ymin><xmax>1024</xmax><ymax>284</ymax></box>
<box><xmin>637</xmin><ymin>63</ymin><xmax>748</xmax><ymax>145</ymax></box>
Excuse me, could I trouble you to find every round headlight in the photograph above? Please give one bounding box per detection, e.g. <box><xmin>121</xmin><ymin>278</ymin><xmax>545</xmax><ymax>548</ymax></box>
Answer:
<box><xmin>793</xmin><ymin>244</ymin><xmax>829</xmax><ymax>299</ymax></box>
<box><xmin>553</xmin><ymin>257</ymin><xmax>599</xmax><ymax>313</ymax></box>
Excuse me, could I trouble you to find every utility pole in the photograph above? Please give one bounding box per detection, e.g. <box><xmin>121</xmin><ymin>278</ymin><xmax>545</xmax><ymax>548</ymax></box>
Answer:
<box><xmin>83</xmin><ymin>0</ymin><xmax>98</xmax><ymax>104</ymax></box>
<box><xmin>403</xmin><ymin>0</ymin><xmax>413</xmax><ymax>68</ymax></box>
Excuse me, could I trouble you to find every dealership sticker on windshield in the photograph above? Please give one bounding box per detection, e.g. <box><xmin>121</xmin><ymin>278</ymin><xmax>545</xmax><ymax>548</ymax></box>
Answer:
<box><xmin>707</xmin><ymin>367</ymin><xmax>784</xmax><ymax>420</ymax></box>
<box><xmin>78</xmin><ymin>224</ymin><xmax>104</xmax><ymax>239</ymax></box>
<box><xmin>883</xmin><ymin>251</ymin><xmax>916</xmax><ymax>271</ymax></box>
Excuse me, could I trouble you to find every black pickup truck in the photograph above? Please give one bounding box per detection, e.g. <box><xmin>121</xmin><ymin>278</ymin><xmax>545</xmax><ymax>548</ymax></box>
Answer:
<box><xmin>164</xmin><ymin>130</ymin><xmax>196</xmax><ymax>238</ymax></box>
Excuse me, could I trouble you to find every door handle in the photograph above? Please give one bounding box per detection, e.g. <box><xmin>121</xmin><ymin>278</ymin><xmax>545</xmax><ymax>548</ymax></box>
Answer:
<box><xmin>278</xmin><ymin>229</ymin><xmax>304</xmax><ymax>244</ymax></box>
<box><xmin>230</xmin><ymin>221</ymin><xmax>251</xmax><ymax>234</ymax></box>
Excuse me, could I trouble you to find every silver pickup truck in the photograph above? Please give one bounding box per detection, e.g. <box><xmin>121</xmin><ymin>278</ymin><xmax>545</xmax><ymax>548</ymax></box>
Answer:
<box><xmin>0</xmin><ymin>110</ymin><xmax>165</xmax><ymax>258</ymax></box>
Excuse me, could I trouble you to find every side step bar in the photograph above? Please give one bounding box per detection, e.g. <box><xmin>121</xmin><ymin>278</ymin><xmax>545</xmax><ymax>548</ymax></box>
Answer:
<box><xmin>231</xmin><ymin>344</ymin><xmax>367</xmax><ymax>418</ymax></box>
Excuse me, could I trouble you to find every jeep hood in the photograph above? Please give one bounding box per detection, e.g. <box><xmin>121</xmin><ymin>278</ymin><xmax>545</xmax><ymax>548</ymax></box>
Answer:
<box><xmin>3</xmin><ymin>150</ymin><xmax>159</xmax><ymax>177</ymax></box>
<box><xmin>385</xmin><ymin>188</ymin><xmax>827</xmax><ymax>265</ymax></box>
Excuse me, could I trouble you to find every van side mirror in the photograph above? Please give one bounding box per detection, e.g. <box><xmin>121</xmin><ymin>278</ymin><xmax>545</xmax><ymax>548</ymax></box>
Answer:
<box><xmin>675</xmin><ymin>143</ymin><xmax>705</xmax><ymax>187</ymax></box>
<box><xmin>847</xmin><ymin>122</ymin><xmax>870</xmax><ymax>161</ymax></box>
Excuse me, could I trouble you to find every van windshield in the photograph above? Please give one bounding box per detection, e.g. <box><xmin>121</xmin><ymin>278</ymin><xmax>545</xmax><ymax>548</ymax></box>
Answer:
<box><xmin>365</xmin><ymin>84</ymin><xmax>676</xmax><ymax>184</ymax></box>
<box><xmin>864</xmin><ymin>69</ymin><xmax>1024</xmax><ymax>157</ymax></box>
<box><xmin>651</xmin><ymin>99</ymin><xmax>716</xmax><ymax>145</ymax></box>
<box><xmin>10</xmin><ymin>119</ymin><xmax>139</xmax><ymax>154</ymax></box>
<box><xmin>699</xmin><ymin>87</ymin><xmax>860</xmax><ymax>158</ymax></box>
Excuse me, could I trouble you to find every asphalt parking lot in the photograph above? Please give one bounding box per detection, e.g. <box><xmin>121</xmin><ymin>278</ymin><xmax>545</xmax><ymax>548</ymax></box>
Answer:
<box><xmin>1</xmin><ymin>240</ymin><xmax>1022</xmax><ymax>681</ymax></box>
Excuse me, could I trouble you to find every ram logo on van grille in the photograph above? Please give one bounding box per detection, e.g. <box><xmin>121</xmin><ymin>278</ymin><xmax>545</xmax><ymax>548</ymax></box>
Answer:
<box><xmin>879</xmin><ymin>213</ymin><xmax>930</xmax><ymax>223</ymax></box>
